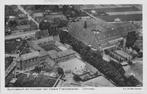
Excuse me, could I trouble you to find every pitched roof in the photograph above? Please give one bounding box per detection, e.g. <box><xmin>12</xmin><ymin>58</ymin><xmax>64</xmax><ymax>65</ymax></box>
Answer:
<box><xmin>20</xmin><ymin>51</ymin><xmax>39</xmax><ymax>60</ymax></box>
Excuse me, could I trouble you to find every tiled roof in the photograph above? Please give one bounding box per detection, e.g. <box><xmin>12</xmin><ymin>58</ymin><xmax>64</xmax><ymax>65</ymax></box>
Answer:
<box><xmin>48</xmin><ymin>49</ymin><xmax>75</xmax><ymax>59</ymax></box>
<box><xmin>20</xmin><ymin>51</ymin><xmax>39</xmax><ymax>60</ymax></box>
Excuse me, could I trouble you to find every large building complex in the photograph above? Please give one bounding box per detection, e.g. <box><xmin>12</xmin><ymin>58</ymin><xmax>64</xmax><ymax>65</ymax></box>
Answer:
<box><xmin>5</xmin><ymin>5</ymin><xmax>142</xmax><ymax>87</ymax></box>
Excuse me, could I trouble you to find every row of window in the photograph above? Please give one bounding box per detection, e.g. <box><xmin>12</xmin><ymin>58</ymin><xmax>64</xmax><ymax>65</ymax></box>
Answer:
<box><xmin>19</xmin><ymin>55</ymin><xmax>48</xmax><ymax>70</ymax></box>
<box><xmin>53</xmin><ymin>54</ymin><xmax>76</xmax><ymax>63</ymax></box>
<box><xmin>106</xmin><ymin>50</ymin><xmax>127</xmax><ymax>62</ymax></box>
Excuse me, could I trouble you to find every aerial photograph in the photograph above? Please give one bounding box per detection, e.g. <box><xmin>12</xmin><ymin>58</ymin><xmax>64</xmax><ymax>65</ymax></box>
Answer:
<box><xmin>5</xmin><ymin>5</ymin><xmax>142</xmax><ymax>87</ymax></box>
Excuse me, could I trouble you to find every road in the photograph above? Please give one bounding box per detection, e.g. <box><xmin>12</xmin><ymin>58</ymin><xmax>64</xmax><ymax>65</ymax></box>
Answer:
<box><xmin>53</xmin><ymin>75</ymin><xmax>63</xmax><ymax>87</ymax></box>
<box><xmin>5</xmin><ymin>30</ymin><xmax>38</xmax><ymax>40</ymax></box>
<box><xmin>5</xmin><ymin>60</ymin><xmax>17</xmax><ymax>78</ymax></box>
<box><xmin>5</xmin><ymin>54</ymin><xmax>18</xmax><ymax>57</ymax></box>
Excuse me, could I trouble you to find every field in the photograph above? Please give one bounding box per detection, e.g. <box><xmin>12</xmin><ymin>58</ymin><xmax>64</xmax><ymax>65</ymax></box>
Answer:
<box><xmin>97</xmin><ymin>14</ymin><xmax>142</xmax><ymax>22</ymax></box>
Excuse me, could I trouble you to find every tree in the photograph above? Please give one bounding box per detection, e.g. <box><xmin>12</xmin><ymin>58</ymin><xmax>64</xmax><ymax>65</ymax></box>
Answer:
<box><xmin>109</xmin><ymin>60</ymin><xmax>125</xmax><ymax>75</ymax></box>
<box><xmin>132</xmin><ymin>46</ymin><xmax>140</xmax><ymax>53</ymax></box>
<box><xmin>54</xmin><ymin>18</ymin><xmax>68</xmax><ymax>28</ymax></box>
<box><xmin>73</xmin><ymin>75</ymin><xmax>82</xmax><ymax>82</ymax></box>
<box><xmin>35</xmin><ymin>31</ymin><xmax>41</xmax><ymax>39</ymax></box>
<box><xmin>32</xmin><ymin>66</ymin><xmax>42</xmax><ymax>73</ymax></box>
<box><xmin>137</xmin><ymin>52</ymin><xmax>143</xmax><ymax>58</ymax></box>
<box><xmin>128</xmin><ymin>60</ymin><xmax>133</xmax><ymax>65</ymax></box>
<box><xmin>126</xmin><ymin>31</ymin><xmax>138</xmax><ymax>48</ymax></box>
<box><xmin>41</xmin><ymin>30</ymin><xmax>49</xmax><ymax>37</ymax></box>
<box><xmin>48</xmin><ymin>25</ymin><xmax>60</xmax><ymax>36</ymax></box>
<box><xmin>39</xmin><ymin>20</ymin><xmax>50</xmax><ymax>30</ymax></box>
<box><xmin>127</xmin><ymin>75</ymin><xmax>141</xmax><ymax>86</ymax></box>
<box><xmin>57</xmin><ymin>67</ymin><xmax>64</xmax><ymax>75</ymax></box>
<box><xmin>62</xmin><ymin>5</ymin><xmax>70</xmax><ymax>14</ymax></box>
<box><xmin>84</xmin><ymin>21</ymin><xmax>87</xmax><ymax>29</ymax></box>
<box><xmin>8</xmin><ymin>20</ymin><xmax>17</xmax><ymax>29</ymax></box>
